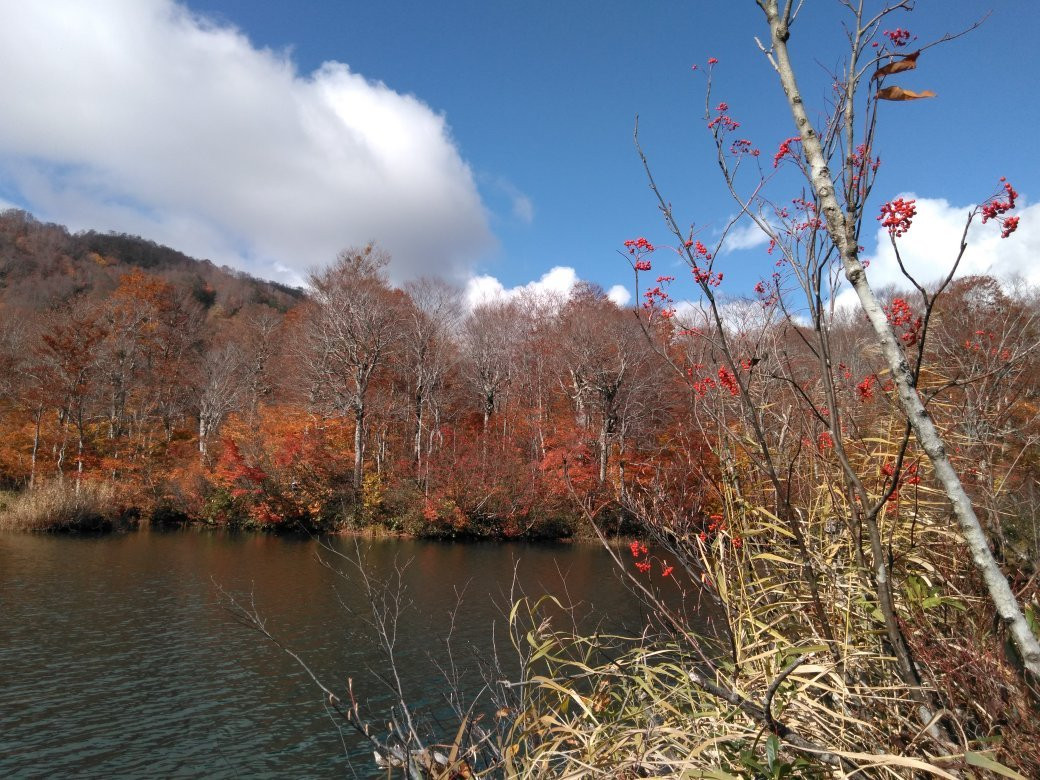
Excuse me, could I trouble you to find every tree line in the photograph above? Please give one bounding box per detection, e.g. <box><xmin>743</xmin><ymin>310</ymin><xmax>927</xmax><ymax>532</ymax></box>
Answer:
<box><xmin>0</xmin><ymin>216</ymin><xmax>673</xmax><ymax>536</ymax></box>
<box><xmin>2</xmin><ymin>206</ymin><xmax>1037</xmax><ymax>556</ymax></box>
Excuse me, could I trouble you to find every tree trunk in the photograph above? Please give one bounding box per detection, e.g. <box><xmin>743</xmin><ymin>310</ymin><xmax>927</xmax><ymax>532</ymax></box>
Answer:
<box><xmin>56</xmin><ymin>410</ymin><xmax>67</xmax><ymax>485</ymax></box>
<box><xmin>29</xmin><ymin>404</ymin><xmax>43</xmax><ymax>490</ymax></box>
<box><xmin>482</xmin><ymin>394</ymin><xmax>492</xmax><ymax>433</ymax></box>
<box><xmin>353</xmin><ymin>404</ymin><xmax>365</xmax><ymax>495</ymax></box>
<box><xmin>599</xmin><ymin>416</ymin><xmax>611</xmax><ymax>485</ymax></box>
<box><xmin>76</xmin><ymin>433</ymin><xmax>84</xmax><ymax>495</ymax></box>
<box><xmin>414</xmin><ymin>392</ymin><xmax>424</xmax><ymax>471</ymax></box>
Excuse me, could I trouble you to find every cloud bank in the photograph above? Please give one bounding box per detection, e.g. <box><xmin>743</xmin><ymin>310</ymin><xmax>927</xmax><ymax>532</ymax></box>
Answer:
<box><xmin>463</xmin><ymin>266</ymin><xmax>636</xmax><ymax>311</ymax></box>
<box><xmin>466</xmin><ymin>266</ymin><xmax>579</xmax><ymax>308</ymax></box>
<box><xmin>0</xmin><ymin>0</ymin><xmax>493</xmax><ymax>284</ymax></box>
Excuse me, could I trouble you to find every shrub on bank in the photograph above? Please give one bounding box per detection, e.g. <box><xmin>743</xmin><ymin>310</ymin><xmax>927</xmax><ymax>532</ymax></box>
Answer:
<box><xmin>0</xmin><ymin>481</ymin><xmax>132</xmax><ymax>533</ymax></box>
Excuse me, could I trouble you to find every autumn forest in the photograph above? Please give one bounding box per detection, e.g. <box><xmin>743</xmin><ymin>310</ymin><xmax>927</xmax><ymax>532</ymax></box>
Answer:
<box><xmin>0</xmin><ymin>204</ymin><xmax>1035</xmax><ymax>555</ymax></box>
<box><xmin>6</xmin><ymin>0</ymin><xmax>1040</xmax><ymax>774</ymax></box>
<box><xmin>0</xmin><ymin>208</ymin><xmax>670</xmax><ymax>537</ymax></box>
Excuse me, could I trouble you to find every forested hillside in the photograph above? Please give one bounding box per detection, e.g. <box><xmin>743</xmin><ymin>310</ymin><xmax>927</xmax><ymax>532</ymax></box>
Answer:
<box><xmin>0</xmin><ymin>210</ymin><xmax>663</xmax><ymax>536</ymax></box>
<box><xmin>0</xmin><ymin>209</ymin><xmax>302</xmax><ymax>314</ymax></box>
<box><xmin>2</xmin><ymin>207</ymin><xmax>1038</xmax><ymax>559</ymax></box>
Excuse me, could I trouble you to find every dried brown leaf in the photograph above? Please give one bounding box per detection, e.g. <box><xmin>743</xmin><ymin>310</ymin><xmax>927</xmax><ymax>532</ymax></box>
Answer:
<box><xmin>877</xmin><ymin>85</ymin><xmax>936</xmax><ymax>101</ymax></box>
<box><xmin>872</xmin><ymin>50</ymin><xmax>921</xmax><ymax>80</ymax></box>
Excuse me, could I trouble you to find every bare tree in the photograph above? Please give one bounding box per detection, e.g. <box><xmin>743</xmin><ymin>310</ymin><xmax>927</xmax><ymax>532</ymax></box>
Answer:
<box><xmin>558</xmin><ymin>288</ymin><xmax>655</xmax><ymax>485</ymax></box>
<box><xmin>460</xmin><ymin>301</ymin><xmax>520</xmax><ymax>433</ymax></box>
<box><xmin>196</xmin><ymin>343</ymin><xmax>245</xmax><ymax>459</ymax></box>
<box><xmin>240</xmin><ymin>306</ymin><xmax>283</xmax><ymax>425</ymax></box>
<box><xmin>307</xmin><ymin>246</ymin><xmax>400</xmax><ymax>497</ymax></box>
<box><xmin>400</xmin><ymin>279</ymin><xmax>461</xmax><ymax>477</ymax></box>
<box><xmin>37</xmin><ymin>303</ymin><xmax>105</xmax><ymax>493</ymax></box>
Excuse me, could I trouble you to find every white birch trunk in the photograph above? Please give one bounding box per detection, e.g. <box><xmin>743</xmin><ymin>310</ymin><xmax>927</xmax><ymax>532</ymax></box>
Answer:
<box><xmin>759</xmin><ymin>0</ymin><xmax>1040</xmax><ymax>679</ymax></box>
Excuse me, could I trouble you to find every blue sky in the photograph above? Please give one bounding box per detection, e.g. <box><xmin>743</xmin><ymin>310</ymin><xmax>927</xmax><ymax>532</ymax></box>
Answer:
<box><xmin>1</xmin><ymin>1</ymin><xmax>1037</xmax><ymax>306</ymax></box>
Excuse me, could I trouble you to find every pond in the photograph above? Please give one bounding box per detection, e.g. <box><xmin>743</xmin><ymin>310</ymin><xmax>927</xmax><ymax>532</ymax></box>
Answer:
<box><xmin>0</xmin><ymin>529</ymin><xmax>653</xmax><ymax>777</ymax></box>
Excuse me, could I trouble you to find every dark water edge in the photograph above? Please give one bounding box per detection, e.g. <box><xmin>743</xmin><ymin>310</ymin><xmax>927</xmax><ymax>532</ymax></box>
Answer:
<box><xmin>0</xmin><ymin>528</ymin><xmax>651</xmax><ymax>778</ymax></box>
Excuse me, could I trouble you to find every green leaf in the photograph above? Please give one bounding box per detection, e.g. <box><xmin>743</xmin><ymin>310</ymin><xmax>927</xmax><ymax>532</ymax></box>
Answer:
<box><xmin>965</xmin><ymin>751</ymin><xmax>1027</xmax><ymax>779</ymax></box>
<box><xmin>765</xmin><ymin>734</ymin><xmax>780</xmax><ymax>770</ymax></box>
<box><xmin>1025</xmin><ymin>604</ymin><xmax>1039</xmax><ymax>638</ymax></box>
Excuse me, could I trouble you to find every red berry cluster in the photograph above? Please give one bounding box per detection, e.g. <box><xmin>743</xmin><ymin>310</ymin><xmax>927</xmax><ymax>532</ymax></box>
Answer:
<box><xmin>717</xmin><ymin>366</ymin><xmax>740</xmax><ymax>396</ymax></box>
<box><xmin>642</xmin><ymin>270</ymin><xmax>675</xmax><ymax>318</ymax></box>
<box><xmin>696</xmin><ymin>514</ymin><xmax>742</xmax><ymax>549</ymax></box>
<box><xmin>753</xmin><ymin>273</ymin><xmax>781</xmax><ymax>307</ymax></box>
<box><xmin>686</xmin><ymin>240</ymin><xmax>722</xmax><ymax>288</ymax></box>
<box><xmin>847</xmin><ymin>143</ymin><xmax>881</xmax><ymax>191</ymax></box>
<box><xmin>629</xmin><ymin>540</ymin><xmax>673</xmax><ymax>577</ymax></box>
<box><xmin>883</xmin><ymin>28</ymin><xmax>912</xmax><ymax>47</ymax></box>
<box><xmin>773</xmin><ymin>136</ymin><xmax>801</xmax><ymax>169</ymax></box>
<box><xmin>708</xmin><ymin>113</ymin><xmax>740</xmax><ymax>133</ymax></box>
<box><xmin>885</xmin><ymin>297</ymin><xmax>923</xmax><ymax>346</ymax></box>
<box><xmin>963</xmin><ymin>330</ymin><xmax>1012</xmax><ymax>361</ymax></box>
<box><xmin>692</xmin><ymin>267</ymin><xmax>723</xmax><ymax>287</ymax></box>
<box><xmin>707</xmin><ymin>97</ymin><xmax>741</xmax><ymax>134</ymax></box>
<box><xmin>625</xmin><ymin>237</ymin><xmax>654</xmax><ymax>253</ymax></box>
<box><xmin>699</xmin><ymin>513</ymin><xmax>724</xmax><ymax>542</ymax></box>
<box><xmin>878</xmin><ymin>197</ymin><xmax>916</xmax><ymax>237</ymax></box>
<box><xmin>690</xmin><ymin>375</ymin><xmax>717</xmax><ymax>397</ymax></box>
<box><xmin>685</xmin><ymin>240</ymin><xmax>712</xmax><ymax>260</ymax></box>
<box><xmin>625</xmin><ymin>236</ymin><xmax>655</xmax><ymax>271</ymax></box>
<box><xmin>856</xmin><ymin>375</ymin><xmax>876</xmax><ymax>401</ymax></box>
<box><xmin>881</xmin><ymin>461</ymin><xmax>921</xmax><ymax>503</ymax></box>
<box><xmin>790</xmin><ymin>197</ymin><xmax>823</xmax><ymax>233</ymax></box>
<box><xmin>981</xmin><ymin>178</ymin><xmax>1020</xmax><ymax>239</ymax></box>
<box><xmin>730</xmin><ymin>138</ymin><xmax>760</xmax><ymax>157</ymax></box>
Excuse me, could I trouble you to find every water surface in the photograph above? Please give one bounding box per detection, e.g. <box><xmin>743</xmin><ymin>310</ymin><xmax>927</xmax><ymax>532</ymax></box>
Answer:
<box><xmin>0</xmin><ymin>530</ymin><xmax>649</xmax><ymax>777</ymax></box>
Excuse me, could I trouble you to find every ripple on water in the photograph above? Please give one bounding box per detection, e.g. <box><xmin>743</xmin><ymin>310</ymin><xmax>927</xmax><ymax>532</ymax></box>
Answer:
<box><xmin>0</xmin><ymin>530</ymin><xmax>651</xmax><ymax>777</ymax></box>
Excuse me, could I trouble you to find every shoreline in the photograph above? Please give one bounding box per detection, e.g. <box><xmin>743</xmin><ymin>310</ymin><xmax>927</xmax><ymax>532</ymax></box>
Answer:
<box><xmin>0</xmin><ymin>505</ymin><xmax>632</xmax><ymax>546</ymax></box>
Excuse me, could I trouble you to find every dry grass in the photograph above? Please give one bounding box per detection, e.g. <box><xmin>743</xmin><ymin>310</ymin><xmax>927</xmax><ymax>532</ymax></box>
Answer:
<box><xmin>485</xmin><ymin>428</ymin><xmax>1040</xmax><ymax>778</ymax></box>
<box><xmin>0</xmin><ymin>480</ymin><xmax>129</xmax><ymax>532</ymax></box>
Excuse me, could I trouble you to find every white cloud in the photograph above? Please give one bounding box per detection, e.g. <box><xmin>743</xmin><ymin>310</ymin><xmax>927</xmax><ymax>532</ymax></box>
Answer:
<box><xmin>0</xmin><ymin>0</ymin><xmax>493</xmax><ymax>284</ymax></box>
<box><xmin>720</xmin><ymin>220</ymin><xmax>771</xmax><ymax>254</ymax></box>
<box><xmin>465</xmin><ymin>265</ymin><xmax>579</xmax><ymax>308</ymax></box>
<box><xmin>534</xmin><ymin>266</ymin><xmax>579</xmax><ymax>296</ymax></box>
<box><xmin>465</xmin><ymin>274</ymin><xmax>508</xmax><ymax>307</ymax></box>
<box><xmin>607</xmin><ymin>284</ymin><xmax>631</xmax><ymax>307</ymax></box>
<box><xmin>833</xmin><ymin>194</ymin><xmax>1040</xmax><ymax>311</ymax></box>
<box><xmin>512</xmin><ymin>194</ymin><xmax>535</xmax><ymax>224</ymax></box>
<box><xmin>673</xmin><ymin>297</ymin><xmax>781</xmax><ymax>333</ymax></box>
<box><xmin>479</xmin><ymin>174</ymin><xmax>534</xmax><ymax>225</ymax></box>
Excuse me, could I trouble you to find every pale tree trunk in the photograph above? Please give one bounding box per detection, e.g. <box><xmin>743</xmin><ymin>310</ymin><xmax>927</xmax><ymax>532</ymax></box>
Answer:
<box><xmin>413</xmin><ymin>389</ymin><xmax>424</xmax><ymax>473</ymax></box>
<box><xmin>56</xmin><ymin>410</ymin><xmax>67</xmax><ymax>485</ymax></box>
<box><xmin>759</xmin><ymin>0</ymin><xmax>1040</xmax><ymax>680</ymax></box>
<box><xmin>29</xmin><ymin>403</ymin><xmax>43</xmax><ymax>489</ymax></box>
<box><xmin>599</xmin><ymin>413</ymin><xmax>617</xmax><ymax>486</ymax></box>
<box><xmin>482</xmin><ymin>392</ymin><xmax>493</xmax><ymax>433</ymax></box>
<box><xmin>75</xmin><ymin>405</ymin><xmax>84</xmax><ymax>495</ymax></box>
<box><xmin>353</xmin><ymin>404</ymin><xmax>365</xmax><ymax>494</ymax></box>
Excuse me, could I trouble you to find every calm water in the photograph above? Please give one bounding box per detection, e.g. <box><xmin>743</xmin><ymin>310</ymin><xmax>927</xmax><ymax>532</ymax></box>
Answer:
<box><xmin>0</xmin><ymin>530</ymin><xmax>649</xmax><ymax>778</ymax></box>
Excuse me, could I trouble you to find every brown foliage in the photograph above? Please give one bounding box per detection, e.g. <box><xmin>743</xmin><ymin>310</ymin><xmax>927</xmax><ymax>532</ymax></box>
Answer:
<box><xmin>871</xmin><ymin>50</ymin><xmax>921</xmax><ymax>80</ymax></box>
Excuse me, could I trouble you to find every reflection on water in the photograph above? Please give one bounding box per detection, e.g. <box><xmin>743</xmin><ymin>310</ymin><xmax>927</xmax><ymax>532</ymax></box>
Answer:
<box><xmin>0</xmin><ymin>530</ymin><xmax>649</xmax><ymax>778</ymax></box>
